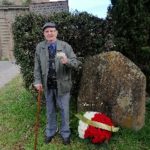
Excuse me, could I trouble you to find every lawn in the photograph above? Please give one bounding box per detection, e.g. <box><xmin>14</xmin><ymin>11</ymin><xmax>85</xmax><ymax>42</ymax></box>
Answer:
<box><xmin>0</xmin><ymin>75</ymin><xmax>150</xmax><ymax>150</ymax></box>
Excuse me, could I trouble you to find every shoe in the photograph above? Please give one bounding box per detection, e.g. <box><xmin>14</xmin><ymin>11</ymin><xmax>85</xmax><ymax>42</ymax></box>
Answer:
<box><xmin>44</xmin><ymin>128</ymin><xmax>59</xmax><ymax>144</ymax></box>
<box><xmin>62</xmin><ymin>137</ymin><xmax>70</xmax><ymax>145</ymax></box>
<box><xmin>45</xmin><ymin>136</ymin><xmax>54</xmax><ymax>144</ymax></box>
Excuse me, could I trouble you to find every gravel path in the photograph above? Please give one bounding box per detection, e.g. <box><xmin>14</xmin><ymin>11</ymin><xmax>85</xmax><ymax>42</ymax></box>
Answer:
<box><xmin>0</xmin><ymin>61</ymin><xmax>20</xmax><ymax>88</ymax></box>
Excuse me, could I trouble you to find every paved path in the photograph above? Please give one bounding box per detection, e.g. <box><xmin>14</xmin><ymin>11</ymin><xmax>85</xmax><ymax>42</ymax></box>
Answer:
<box><xmin>0</xmin><ymin>61</ymin><xmax>20</xmax><ymax>88</ymax></box>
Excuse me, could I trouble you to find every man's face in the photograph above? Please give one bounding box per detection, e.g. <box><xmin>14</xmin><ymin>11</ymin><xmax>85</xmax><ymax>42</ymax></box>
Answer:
<box><xmin>43</xmin><ymin>27</ymin><xmax>58</xmax><ymax>42</ymax></box>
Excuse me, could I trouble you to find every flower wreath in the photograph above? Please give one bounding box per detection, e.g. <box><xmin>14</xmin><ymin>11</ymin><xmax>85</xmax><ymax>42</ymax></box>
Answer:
<box><xmin>76</xmin><ymin>111</ymin><xmax>119</xmax><ymax>144</ymax></box>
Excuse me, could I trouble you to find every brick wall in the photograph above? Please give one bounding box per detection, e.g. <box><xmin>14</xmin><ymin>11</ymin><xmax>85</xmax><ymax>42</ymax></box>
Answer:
<box><xmin>30</xmin><ymin>1</ymin><xmax>68</xmax><ymax>15</ymax></box>
<box><xmin>31</xmin><ymin>0</ymin><xmax>67</xmax><ymax>3</ymax></box>
<box><xmin>0</xmin><ymin>0</ymin><xmax>69</xmax><ymax>60</ymax></box>
<box><xmin>0</xmin><ymin>6</ymin><xmax>29</xmax><ymax>60</ymax></box>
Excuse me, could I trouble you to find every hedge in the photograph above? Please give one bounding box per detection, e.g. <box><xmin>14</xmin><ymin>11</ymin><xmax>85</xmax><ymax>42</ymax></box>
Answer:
<box><xmin>13</xmin><ymin>11</ymin><xmax>110</xmax><ymax>98</ymax></box>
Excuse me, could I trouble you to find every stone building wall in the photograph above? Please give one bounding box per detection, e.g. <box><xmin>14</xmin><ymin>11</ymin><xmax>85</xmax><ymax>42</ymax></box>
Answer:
<box><xmin>30</xmin><ymin>1</ymin><xmax>68</xmax><ymax>15</ymax></box>
<box><xmin>0</xmin><ymin>6</ymin><xmax>29</xmax><ymax>60</ymax></box>
<box><xmin>0</xmin><ymin>0</ymin><xmax>69</xmax><ymax>60</ymax></box>
<box><xmin>31</xmin><ymin>0</ymin><xmax>67</xmax><ymax>3</ymax></box>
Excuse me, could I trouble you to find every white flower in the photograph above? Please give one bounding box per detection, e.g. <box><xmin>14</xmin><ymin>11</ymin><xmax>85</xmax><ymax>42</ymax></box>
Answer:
<box><xmin>78</xmin><ymin>112</ymin><xmax>97</xmax><ymax>138</ymax></box>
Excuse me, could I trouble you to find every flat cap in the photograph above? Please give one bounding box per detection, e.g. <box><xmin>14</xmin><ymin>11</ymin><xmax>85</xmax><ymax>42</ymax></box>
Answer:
<box><xmin>42</xmin><ymin>22</ymin><xmax>57</xmax><ymax>31</ymax></box>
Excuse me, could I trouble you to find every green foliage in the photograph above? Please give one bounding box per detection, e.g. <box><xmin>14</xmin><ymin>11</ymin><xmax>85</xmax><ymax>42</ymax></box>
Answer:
<box><xmin>13</xmin><ymin>13</ymin><xmax>43</xmax><ymax>91</ymax></box>
<box><xmin>13</xmin><ymin>12</ymin><xmax>108</xmax><ymax>96</ymax></box>
<box><xmin>22</xmin><ymin>0</ymin><xmax>31</xmax><ymax>6</ymax></box>
<box><xmin>109</xmin><ymin>0</ymin><xmax>150</xmax><ymax>94</ymax></box>
<box><xmin>2</xmin><ymin>0</ymin><xmax>14</xmax><ymax>5</ymax></box>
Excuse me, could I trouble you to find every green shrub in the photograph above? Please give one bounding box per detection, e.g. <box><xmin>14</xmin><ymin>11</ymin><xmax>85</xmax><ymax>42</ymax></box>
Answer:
<box><xmin>13</xmin><ymin>12</ymin><xmax>108</xmax><ymax>98</ymax></box>
<box><xmin>109</xmin><ymin>0</ymin><xmax>150</xmax><ymax>94</ymax></box>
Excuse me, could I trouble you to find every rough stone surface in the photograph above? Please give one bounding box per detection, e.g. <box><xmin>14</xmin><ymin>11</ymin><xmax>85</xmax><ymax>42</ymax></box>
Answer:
<box><xmin>77</xmin><ymin>51</ymin><xmax>146</xmax><ymax>130</ymax></box>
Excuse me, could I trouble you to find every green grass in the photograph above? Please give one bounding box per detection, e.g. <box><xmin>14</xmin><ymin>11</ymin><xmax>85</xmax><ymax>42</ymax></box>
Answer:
<box><xmin>0</xmin><ymin>75</ymin><xmax>150</xmax><ymax>150</ymax></box>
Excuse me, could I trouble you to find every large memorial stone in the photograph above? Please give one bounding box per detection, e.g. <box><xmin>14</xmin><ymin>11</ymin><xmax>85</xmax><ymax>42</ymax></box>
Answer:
<box><xmin>78</xmin><ymin>51</ymin><xmax>146</xmax><ymax>130</ymax></box>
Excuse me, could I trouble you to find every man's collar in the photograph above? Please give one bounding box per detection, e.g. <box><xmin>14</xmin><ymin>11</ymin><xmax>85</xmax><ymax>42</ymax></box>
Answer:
<box><xmin>46</xmin><ymin>39</ymin><xmax>57</xmax><ymax>44</ymax></box>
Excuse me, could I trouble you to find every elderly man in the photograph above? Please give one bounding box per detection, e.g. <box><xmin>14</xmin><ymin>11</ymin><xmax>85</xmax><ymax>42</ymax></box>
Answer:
<box><xmin>34</xmin><ymin>22</ymin><xmax>79</xmax><ymax>145</ymax></box>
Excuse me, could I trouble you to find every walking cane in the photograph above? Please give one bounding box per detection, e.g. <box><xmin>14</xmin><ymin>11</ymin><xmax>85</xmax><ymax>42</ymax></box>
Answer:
<box><xmin>34</xmin><ymin>89</ymin><xmax>42</xmax><ymax>150</ymax></box>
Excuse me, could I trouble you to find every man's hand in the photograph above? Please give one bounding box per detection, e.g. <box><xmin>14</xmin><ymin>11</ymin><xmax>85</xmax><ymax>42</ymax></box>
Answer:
<box><xmin>60</xmin><ymin>54</ymin><xmax>68</xmax><ymax>64</ymax></box>
<box><xmin>34</xmin><ymin>84</ymin><xmax>43</xmax><ymax>91</ymax></box>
